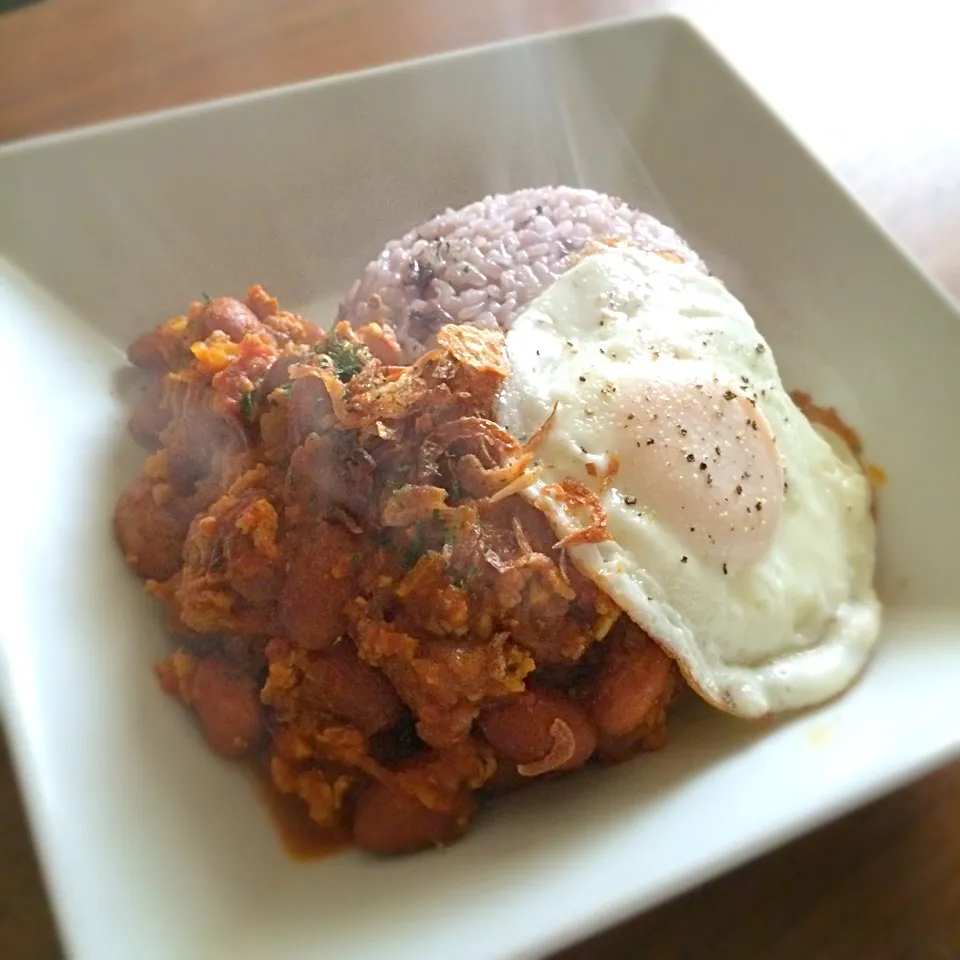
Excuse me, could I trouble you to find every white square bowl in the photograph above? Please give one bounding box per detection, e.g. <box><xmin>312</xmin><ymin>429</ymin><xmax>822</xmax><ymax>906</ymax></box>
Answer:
<box><xmin>1</xmin><ymin>12</ymin><xmax>959</xmax><ymax>960</ymax></box>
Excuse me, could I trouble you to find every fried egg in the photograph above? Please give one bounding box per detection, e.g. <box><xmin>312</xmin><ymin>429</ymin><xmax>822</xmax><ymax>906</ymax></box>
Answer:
<box><xmin>494</xmin><ymin>243</ymin><xmax>880</xmax><ymax>718</ymax></box>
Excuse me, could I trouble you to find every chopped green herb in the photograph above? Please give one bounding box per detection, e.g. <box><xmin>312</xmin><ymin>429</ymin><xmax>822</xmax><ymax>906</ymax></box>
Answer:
<box><xmin>449</xmin><ymin>479</ymin><xmax>463</xmax><ymax>500</ymax></box>
<box><xmin>200</xmin><ymin>291</ymin><xmax>212</xmax><ymax>305</ymax></box>
<box><xmin>318</xmin><ymin>333</ymin><xmax>365</xmax><ymax>383</ymax></box>
<box><xmin>239</xmin><ymin>391</ymin><xmax>256</xmax><ymax>421</ymax></box>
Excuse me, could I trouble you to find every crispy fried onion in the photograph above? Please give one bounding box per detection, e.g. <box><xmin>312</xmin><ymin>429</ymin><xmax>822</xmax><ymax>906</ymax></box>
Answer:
<box><xmin>318</xmin><ymin>326</ymin><xmax>506</xmax><ymax>432</ymax></box>
<box><xmin>418</xmin><ymin>416</ymin><xmax>534</xmax><ymax>500</ymax></box>
<box><xmin>474</xmin><ymin>404</ymin><xmax>560</xmax><ymax>503</ymax></box>
<box><xmin>484</xmin><ymin>464</ymin><xmax>541</xmax><ymax>503</ymax></box>
<box><xmin>382</xmin><ymin>485</ymin><xmax>449</xmax><ymax>527</ymax></box>
<box><xmin>510</xmin><ymin>518</ymin><xmax>573</xmax><ymax>600</ymax></box>
<box><xmin>435</xmin><ymin>325</ymin><xmax>509</xmax><ymax>376</ymax></box>
<box><xmin>512</xmin><ymin>516</ymin><xmax>533</xmax><ymax>555</ymax></box>
<box><xmin>317</xmin><ymin>365</ymin><xmax>429</xmax><ymax>430</ymax></box>
<box><xmin>600</xmin><ymin>454</ymin><xmax>620</xmax><ymax>493</ymax></box>
<box><xmin>459</xmin><ymin>454</ymin><xmax>537</xmax><ymax>500</ymax></box>
<box><xmin>516</xmin><ymin>719</ymin><xmax>576</xmax><ymax>777</ymax></box>
<box><xmin>543</xmin><ymin>479</ymin><xmax>611</xmax><ymax>549</ymax></box>
<box><xmin>481</xmin><ymin>516</ymin><xmax>576</xmax><ymax>600</ymax></box>
<box><xmin>421</xmin><ymin>416</ymin><xmax>520</xmax><ymax>466</ymax></box>
<box><xmin>523</xmin><ymin>402</ymin><xmax>558</xmax><ymax>456</ymax></box>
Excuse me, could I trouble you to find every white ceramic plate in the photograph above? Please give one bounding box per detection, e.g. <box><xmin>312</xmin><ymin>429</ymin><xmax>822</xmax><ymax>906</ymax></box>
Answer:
<box><xmin>1</xmin><ymin>12</ymin><xmax>959</xmax><ymax>960</ymax></box>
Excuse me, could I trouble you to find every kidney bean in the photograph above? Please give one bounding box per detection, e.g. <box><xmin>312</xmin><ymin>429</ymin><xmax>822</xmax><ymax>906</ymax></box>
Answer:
<box><xmin>353</xmin><ymin>780</ymin><xmax>473</xmax><ymax>856</ymax></box>
<box><xmin>279</xmin><ymin>523</ymin><xmax>359</xmax><ymax>649</ymax></box>
<box><xmin>587</xmin><ymin>627</ymin><xmax>675</xmax><ymax>740</ymax></box>
<box><xmin>193</xmin><ymin>297</ymin><xmax>263</xmax><ymax>343</ymax></box>
<box><xmin>301</xmin><ymin>643</ymin><xmax>403</xmax><ymax>736</ymax></box>
<box><xmin>478</xmin><ymin>689</ymin><xmax>596</xmax><ymax>776</ymax></box>
<box><xmin>127</xmin><ymin>376</ymin><xmax>171</xmax><ymax>448</ymax></box>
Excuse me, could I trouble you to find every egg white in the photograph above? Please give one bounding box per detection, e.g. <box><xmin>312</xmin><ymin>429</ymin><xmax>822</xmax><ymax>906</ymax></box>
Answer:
<box><xmin>494</xmin><ymin>244</ymin><xmax>880</xmax><ymax>718</ymax></box>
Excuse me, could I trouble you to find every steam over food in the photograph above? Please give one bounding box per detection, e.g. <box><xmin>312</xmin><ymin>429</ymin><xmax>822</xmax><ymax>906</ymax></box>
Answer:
<box><xmin>114</xmin><ymin>187</ymin><xmax>880</xmax><ymax>858</ymax></box>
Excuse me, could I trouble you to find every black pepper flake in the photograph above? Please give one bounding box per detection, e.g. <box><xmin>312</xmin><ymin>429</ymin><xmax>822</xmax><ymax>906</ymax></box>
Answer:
<box><xmin>695</xmin><ymin>384</ymin><xmax>704</xmax><ymax>391</ymax></box>
<box><xmin>681</xmin><ymin>556</ymin><xmax>688</xmax><ymax>563</ymax></box>
<box><xmin>756</xmin><ymin>343</ymin><xmax>766</xmax><ymax>354</ymax></box>
<box><xmin>699</xmin><ymin>462</ymin><xmax>707</xmax><ymax>471</ymax></box>
<box><xmin>746</xmin><ymin>506</ymin><xmax>752</xmax><ymax>514</ymax></box>
<box><xmin>741</xmin><ymin>376</ymin><xmax>749</xmax><ymax>385</ymax></box>
<box><xmin>756</xmin><ymin>501</ymin><xmax>763</xmax><ymax>512</ymax></box>
<box><xmin>723</xmin><ymin>389</ymin><xmax>737</xmax><ymax>401</ymax></box>
<box><xmin>689</xmin><ymin>526</ymin><xmax>696</xmax><ymax>533</ymax></box>
<box><xmin>578</xmin><ymin>375</ymin><xmax>586</xmax><ymax>382</ymax></box>
<box><xmin>627</xmin><ymin>413</ymin><xmax>635</xmax><ymax>420</ymax></box>
<box><xmin>735</xmin><ymin>484</ymin><xmax>743</xmax><ymax>495</ymax></box>
<box><xmin>410</xmin><ymin>257</ymin><xmax>436</xmax><ymax>295</ymax></box>
<box><xmin>715</xmin><ymin>445</ymin><xmax>722</xmax><ymax>456</ymax></box>
<box><xmin>723</xmin><ymin>563</ymin><xmax>729</xmax><ymax>575</ymax></box>
<box><xmin>624</xmin><ymin>495</ymin><xmax>638</xmax><ymax>506</ymax></box>
<box><xmin>646</xmin><ymin>438</ymin><xmax>655</xmax><ymax>446</ymax></box>
<box><xmin>686</xmin><ymin>453</ymin><xmax>695</xmax><ymax>462</ymax></box>
<box><xmin>680</xmin><ymin>427</ymin><xmax>688</xmax><ymax>437</ymax></box>
<box><xmin>784</xmin><ymin>481</ymin><xmax>789</xmax><ymax>493</ymax></box>
<box><xmin>707</xmin><ymin>475</ymin><xmax>713</xmax><ymax>486</ymax></box>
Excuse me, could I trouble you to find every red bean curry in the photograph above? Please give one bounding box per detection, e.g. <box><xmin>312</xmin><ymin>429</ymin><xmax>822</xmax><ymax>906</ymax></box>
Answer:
<box><xmin>114</xmin><ymin>287</ymin><xmax>680</xmax><ymax>856</ymax></box>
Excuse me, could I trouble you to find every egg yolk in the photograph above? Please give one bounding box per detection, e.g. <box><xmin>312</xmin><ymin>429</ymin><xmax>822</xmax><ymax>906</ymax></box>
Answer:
<box><xmin>592</xmin><ymin>365</ymin><xmax>784</xmax><ymax>571</ymax></box>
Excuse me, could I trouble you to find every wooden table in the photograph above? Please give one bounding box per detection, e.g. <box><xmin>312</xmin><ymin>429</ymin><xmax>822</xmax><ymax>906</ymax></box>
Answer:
<box><xmin>1</xmin><ymin>1</ymin><xmax>958</xmax><ymax>957</ymax></box>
